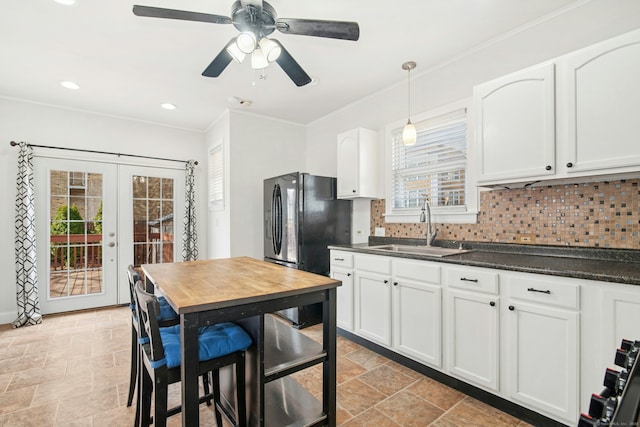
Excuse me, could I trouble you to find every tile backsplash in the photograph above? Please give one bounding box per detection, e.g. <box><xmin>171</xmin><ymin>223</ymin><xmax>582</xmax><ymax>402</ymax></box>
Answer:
<box><xmin>370</xmin><ymin>179</ymin><xmax>639</xmax><ymax>249</ymax></box>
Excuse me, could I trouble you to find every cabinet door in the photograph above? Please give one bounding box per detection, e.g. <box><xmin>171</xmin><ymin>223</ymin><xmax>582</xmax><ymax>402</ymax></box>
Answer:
<box><xmin>475</xmin><ymin>61</ymin><xmax>555</xmax><ymax>184</ymax></box>
<box><xmin>393</xmin><ymin>279</ymin><xmax>441</xmax><ymax>367</ymax></box>
<box><xmin>602</xmin><ymin>287</ymin><xmax>640</xmax><ymax>362</ymax></box>
<box><xmin>446</xmin><ymin>289</ymin><xmax>499</xmax><ymax>391</ymax></box>
<box><xmin>336</xmin><ymin>128</ymin><xmax>378</xmax><ymax>199</ymax></box>
<box><xmin>558</xmin><ymin>29</ymin><xmax>640</xmax><ymax>175</ymax></box>
<box><xmin>507</xmin><ymin>301</ymin><xmax>579</xmax><ymax>423</ymax></box>
<box><xmin>337</xmin><ymin>129</ymin><xmax>359</xmax><ymax>198</ymax></box>
<box><xmin>332</xmin><ymin>267</ymin><xmax>354</xmax><ymax>331</ymax></box>
<box><xmin>355</xmin><ymin>271</ymin><xmax>392</xmax><ymax>346</ymax></box>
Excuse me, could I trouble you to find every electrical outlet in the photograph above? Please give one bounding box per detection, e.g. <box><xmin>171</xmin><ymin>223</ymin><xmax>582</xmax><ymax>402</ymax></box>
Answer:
<box><xmin>519</xmin><ymin>234</ymin><xmax>536</xmax><ymax>244</ymax></box>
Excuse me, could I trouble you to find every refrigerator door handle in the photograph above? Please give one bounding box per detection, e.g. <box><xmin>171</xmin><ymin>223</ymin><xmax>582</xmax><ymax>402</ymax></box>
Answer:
<box><xmin>272</xmin><ymin>184</ymin><xmax>283</xmax><ymax>255</ymax></box>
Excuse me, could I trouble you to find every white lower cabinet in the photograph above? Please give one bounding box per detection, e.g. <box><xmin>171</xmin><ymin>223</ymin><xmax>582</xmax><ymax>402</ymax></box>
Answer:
<box><xmin>445</xmin><ymin>265</ymin><xmax>500</xmax><ymax>391</ymax></box>
<box><xmin>504</xmin><ymin>273</ymin><xmax>580</xmax><ymax>424</ymax></box>
<box><xmin>330</xmin><ymin>250</ymin><xmax>355</xmax><ymax>331</ymax></box>
<box><xmin>354</xmin><ymin>254</ymin><xmax>392</xmax><ymax>346</ymax></box>
<box><xmin>332</xmin><ymin>268</ymin><xmax>354</xmax><ymax>331</ymax></box>
<box><xmin>602</xmin><ymin>286</ymin><xmax>640</xmax><ymax>359</ymax></box>
<box><xmin>356</xmin><ymin>270</ymin><xmax>392</xmax><ymax>346</ymax></box>
<box><xmin>326</xmin><ymin>250</ymin><xmax>640</xmax><ymax>426</ymax></box>
<box><xmin>392</xmin><ymin>259</ymin><xmax>442</xmax><ymax>367</ymax></box>
<box><xmin>447</xmin><ymin>290</ymin><xmax>499</xmax><ymax>391</ymax></box>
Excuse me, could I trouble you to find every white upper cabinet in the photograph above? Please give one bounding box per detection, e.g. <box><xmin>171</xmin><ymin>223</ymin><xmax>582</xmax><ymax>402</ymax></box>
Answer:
<box><xmin>475</xmin><ymin>61</ymin><xmax>556</xmax><ymax>185</ymax></box>
<box><xmin>337</xmin><ymin>128</ymin><xmax>379</xmax><ymax>199</ymax></box>
<box><xmin>474</xmin><ymin>28</ymin><xmax>640</xmax><ymax>186</ymax></box>
<box><xmin>557</xmin><ymin>29</ymin><xmax>640</xmax><ymax>175</ymax></box>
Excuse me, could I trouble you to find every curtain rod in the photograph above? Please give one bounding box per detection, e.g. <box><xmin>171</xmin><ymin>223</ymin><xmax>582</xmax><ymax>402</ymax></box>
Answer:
<box><xmin>9</xmin><ymin>141</ymin><xmax>198</xmax><ymax>165</ymax></box>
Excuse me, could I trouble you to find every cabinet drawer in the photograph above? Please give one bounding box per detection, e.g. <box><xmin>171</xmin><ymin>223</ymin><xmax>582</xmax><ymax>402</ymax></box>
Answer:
<box><xmin>446</xmin><ymin>266</ymin><xmax>499</xmax><ymax>295</ymax></box>
<box><xmin>355</xmin><ymin>254</ymin><xmax>391</xmax><ymax>274</ymax></box>
<box><xmin>330</xmin><ymin>251</ymin><xmax>353</xmax><ymax>268</ymax></box>
<box><xmin>393</xmin><ymin>259</ymin><xmax>440</xmax><ymax>284</ymax></box>
<box><xmin>508</xmin><ymin>275</ymin><xmax>580</xmax><ymax>310</ymax></box>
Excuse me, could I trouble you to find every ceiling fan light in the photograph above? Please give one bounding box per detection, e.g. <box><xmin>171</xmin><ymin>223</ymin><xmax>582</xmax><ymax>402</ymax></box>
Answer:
<box><xmin>259</xmin><ymin>37</ymin><xmax>281</xmax><ymax>62</ymax></box>
<box><xmin>251</xmin><ymin>48</ymin><xmax>269</xmax><ymax>70</ymax></box>
<box><xmin>236</xmin><ymin>32</ymin><xmax>257</xmax><ymax>54</ymax></box>
<box><xmin>402</xmin><ymin>120</ymin><xmax>417</xmax><ymax>146</ymax></box>
<box><xmin>227</xmin><ymin>40</ymin><xmax>246</xmax><ymax>63</ymax></box>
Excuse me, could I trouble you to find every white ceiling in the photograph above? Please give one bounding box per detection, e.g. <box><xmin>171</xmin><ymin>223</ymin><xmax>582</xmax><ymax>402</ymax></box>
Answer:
<box><xmin>0</xmin><ymin>0</ymin><xmax>612</xmax><ymax>131</ymax></box>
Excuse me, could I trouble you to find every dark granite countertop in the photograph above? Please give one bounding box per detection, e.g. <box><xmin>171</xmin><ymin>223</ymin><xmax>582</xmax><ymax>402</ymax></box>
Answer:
<box><xmin>328</xmin><ymin>237</ymin><xmax>640</xmax><ymax>286</ymax></box>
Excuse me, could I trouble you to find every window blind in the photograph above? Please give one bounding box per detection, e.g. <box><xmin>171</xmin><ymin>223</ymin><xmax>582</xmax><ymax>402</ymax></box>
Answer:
<box><xmin>391</xmin><ymin>108</ymin><xmax>467</xmax><ymax>211</ymax></box>
<box><xmin>208</xmin><ymin>145</ymin><xmax>223</xmax><ymax>208</ymax></box>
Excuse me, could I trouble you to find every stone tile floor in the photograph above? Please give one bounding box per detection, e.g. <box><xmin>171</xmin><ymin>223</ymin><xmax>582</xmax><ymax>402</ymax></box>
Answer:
<box><xmin>0</xmin><ymin>306</ymin><xmax>533</xmax><ymax>426</ymax></box>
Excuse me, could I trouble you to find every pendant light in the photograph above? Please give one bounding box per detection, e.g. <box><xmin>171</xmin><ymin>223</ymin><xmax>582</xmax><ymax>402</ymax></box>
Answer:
<box><xmin>402</xmin><ymin>61</ymin><xmax>417</xmax><ymax>146</ymax></box>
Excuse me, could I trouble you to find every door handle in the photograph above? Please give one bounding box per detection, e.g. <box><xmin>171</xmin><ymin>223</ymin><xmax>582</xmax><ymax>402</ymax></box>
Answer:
<box><xmin>107</xmin><ymin>242</ymin><xmax>116</xmax><ymax>247</ymax></box>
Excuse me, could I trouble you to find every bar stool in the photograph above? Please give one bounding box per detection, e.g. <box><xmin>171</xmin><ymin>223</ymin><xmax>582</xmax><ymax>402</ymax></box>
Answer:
<box><xmin>126</xmin><ymin>265</ymin><xmax>213</xmax><ymax>425</ymax></box>
<box><xmin>126</xmin><ymin>265</ymin><xmax>179</xmax><ymax>409</ymax></box>
<box><xmin>134</xmin><ymin>280</ymin><xmax>251</xmax><ymax>427</ymax></box>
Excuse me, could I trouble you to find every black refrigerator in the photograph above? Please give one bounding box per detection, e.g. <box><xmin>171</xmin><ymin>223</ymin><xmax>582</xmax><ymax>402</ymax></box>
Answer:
<box><xmin>264</xmin><ymin>172</ymin><xmax>352</xmax><ymax>328</ymax></box>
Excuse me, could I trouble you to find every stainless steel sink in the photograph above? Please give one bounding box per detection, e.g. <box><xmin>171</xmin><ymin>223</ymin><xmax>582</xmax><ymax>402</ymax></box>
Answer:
<box><xmin>367</xmin><ymin>244</ymin><xmax>473</xmax><ymax>257</ymax></box>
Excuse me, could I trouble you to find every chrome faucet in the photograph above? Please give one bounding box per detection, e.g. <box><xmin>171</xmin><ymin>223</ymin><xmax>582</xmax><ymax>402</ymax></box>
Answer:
<box><xmin>419</xmin><ymin>198</ymin><xmax>438</xmax><ymax>246</ymax></box>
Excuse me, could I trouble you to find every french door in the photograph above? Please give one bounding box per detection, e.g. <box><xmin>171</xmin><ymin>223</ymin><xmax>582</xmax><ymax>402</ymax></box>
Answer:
<box><xmin>35</xmin><ymin>157</ymin><xmax>184</xmax><ymax>314</ymax></box>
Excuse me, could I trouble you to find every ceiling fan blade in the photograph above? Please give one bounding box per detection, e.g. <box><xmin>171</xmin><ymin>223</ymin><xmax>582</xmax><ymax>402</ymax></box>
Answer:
<box><xmin>276</xmin><ymin>18</ymin><xmax>359</xmax><ymax>41</ymax></box>
<box><xmin>133</xmin><ymin>5</ymin><xmax>232</xmax><ymax>25</ymax></box>
<box><xmin>272</xmin><ymin>40</ymin><xmax>312</xmax><ymax>87</ymax></box>
<box><xmin>202</xmin><ymin>40</ymin><xmax>235</xmax><ymax>78</ymax></box>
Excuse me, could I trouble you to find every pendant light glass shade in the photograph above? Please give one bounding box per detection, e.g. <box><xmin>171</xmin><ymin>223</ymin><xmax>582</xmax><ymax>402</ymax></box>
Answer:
<box><xmin>401</xmin><ymin>61</ymin><xmax>417</xmax><ymax>146</ymax></box>
<box><xmin>227</xmin><ymin>39</ymin><xmax>246</xmax><ymax>63</ymax></box>
<box><xmin>236</xmin><ymin>32</ymin><xmax>257</xmax><ymax>54</ymax></box>
<box><xmin>402</xmin><ymin>119</ymin><xmax>417</xmax><ymax>146</ymax></box>
<box><xmin>259</xmin><ymin>37</ymin><xmax>282</xmax><ymax>62</ymax></box>
<box><xmin>251</xmin><ymin>47</ymin><xmax>269</xmax><ymax>69</ymax></box>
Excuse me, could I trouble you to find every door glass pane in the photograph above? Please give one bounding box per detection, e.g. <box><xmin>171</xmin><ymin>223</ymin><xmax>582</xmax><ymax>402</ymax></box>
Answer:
<box><xmin>49</xmin><ymin>170</ymin><xmax>104</xmax><ymax>299</ymax></box>
<box><xmin>132</xmin><ymin>175</ymin><xmax>175</xmax><ymax>267</ymax></box>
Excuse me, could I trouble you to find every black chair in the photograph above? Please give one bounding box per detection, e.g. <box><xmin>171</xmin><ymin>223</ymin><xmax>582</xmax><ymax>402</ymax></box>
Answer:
<box><xmin>126</xmin><ymin>265</ymin><xmax>179</xmax><ymax>410</ymax></box>
<box><xmin>126</xmin><ymin>265</ymin><xmax>213</xmax><ymax>427</ymax></box>
<box><xmin>134</xmin><ymin>280</ymin><xmax>251</xmax><ymax>427</ymax></box>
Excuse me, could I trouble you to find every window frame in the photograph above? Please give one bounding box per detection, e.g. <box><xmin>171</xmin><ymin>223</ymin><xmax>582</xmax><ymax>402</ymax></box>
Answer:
<box><xmin>384</xmin><ymin>98</ymin><xmax>478</xmax><ymax>224</ymax></box>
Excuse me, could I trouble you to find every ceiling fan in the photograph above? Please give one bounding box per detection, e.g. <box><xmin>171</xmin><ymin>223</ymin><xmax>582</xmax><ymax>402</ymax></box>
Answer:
<box><xmin>132</xmin><ymin>0</ymin><xmax>360</xmax><ymax>87</ymax></box>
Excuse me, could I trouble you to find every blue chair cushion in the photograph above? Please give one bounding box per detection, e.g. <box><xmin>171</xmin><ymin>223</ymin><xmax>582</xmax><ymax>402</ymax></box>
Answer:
<box><xmin>159</xmin><ymin>323</ymin><xmax>252</xmax><ymax>369</ymax></box>
<box><xmin>157</xmin><ymin>296</ymin><xmax>178</xmax><ymax>321</ymax></box>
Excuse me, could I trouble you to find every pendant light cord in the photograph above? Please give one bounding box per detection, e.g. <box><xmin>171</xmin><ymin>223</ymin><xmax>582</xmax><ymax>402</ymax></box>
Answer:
<box><xmin>407</xmin><ymin>66</ymin><xmax>411</xmax><ymax>119</ymax></box>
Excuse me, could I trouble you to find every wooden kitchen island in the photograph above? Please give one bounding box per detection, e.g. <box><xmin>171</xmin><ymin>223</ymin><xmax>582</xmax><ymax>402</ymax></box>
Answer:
<box><xmin>141</xmin><ymin>257</ymin><xmax>340</xmax><ymax>427</ymax></box>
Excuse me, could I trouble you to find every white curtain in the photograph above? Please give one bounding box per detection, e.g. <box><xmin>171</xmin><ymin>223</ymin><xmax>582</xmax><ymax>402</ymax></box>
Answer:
<box><xmin>13</xmin><ymin>142</ymin><xmax>42</xmax><ymax>327</ymax></box>
<box><xmin>182</xmin><ymin>160</ymin><xmax>198</xmax><ymax>261</ymax></box>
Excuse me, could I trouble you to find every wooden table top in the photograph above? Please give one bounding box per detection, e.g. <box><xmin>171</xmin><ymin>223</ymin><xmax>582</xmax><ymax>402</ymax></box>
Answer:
<box><xmin>141</xmin><ymin>257</ymin><xmax>341</xmax><ymax>314</ymax></box>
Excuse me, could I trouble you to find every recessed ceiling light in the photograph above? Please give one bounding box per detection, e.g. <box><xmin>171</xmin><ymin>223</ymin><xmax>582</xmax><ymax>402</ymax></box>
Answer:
<box><xmin>54</xmin><ymin>0</ymin><xmax>76</xmax><ymax>5</ymax></box>
<box><xmin>160</xmin><ymin>103</ymin><xmax>176</xmax><ymax>110</ymax></box>
<box><xmin>60</xmin><ymin>81</ymin><xmax>80</xmax><ymax>90</ymax></box>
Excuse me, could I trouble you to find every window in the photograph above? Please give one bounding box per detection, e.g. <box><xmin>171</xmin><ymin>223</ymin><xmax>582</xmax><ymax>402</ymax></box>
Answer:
<box><xmin>69</xmin><ymin>171</ymin><xmax>86</xmax><ymax>188</ymax></box>
<box><xmin>385</xmin><ymin>100</ymin><xmax>477</xmax><ymax>223</ymax></box>
<box><xmin>208</xmin><ymin>144</ymin><xmax>224</xmax><ymax>210</ymax></box>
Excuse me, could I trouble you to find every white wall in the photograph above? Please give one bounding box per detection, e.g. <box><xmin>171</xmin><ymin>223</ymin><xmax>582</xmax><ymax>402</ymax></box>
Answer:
<box><xmin>305</xmin><ymin>1</ymin><xmax>640</xmax><ymax>237</ymax></box>
<box><xmin>206</xmin><ymin>111</ymin><xmax>306</xmax><ymax>260</ymax></box>
<box><xmin>0</xmin><ymin>98</ymin><xmax>207</xmax><ymax>324</ymax></box>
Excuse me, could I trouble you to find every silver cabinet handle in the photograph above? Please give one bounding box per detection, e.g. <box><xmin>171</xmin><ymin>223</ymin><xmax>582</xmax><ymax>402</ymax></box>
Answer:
<box><xmin>108</xmin><ymin>242</ymin><xmax>116</xmax><ymax>247</ymax></box>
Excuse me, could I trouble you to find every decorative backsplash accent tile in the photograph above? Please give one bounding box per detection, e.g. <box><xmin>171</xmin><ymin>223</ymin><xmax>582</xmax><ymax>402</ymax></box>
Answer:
<box><xmin>370</xmin><ymin>179</ymin><xmax>640</xmax><ymax>249</ymax></box>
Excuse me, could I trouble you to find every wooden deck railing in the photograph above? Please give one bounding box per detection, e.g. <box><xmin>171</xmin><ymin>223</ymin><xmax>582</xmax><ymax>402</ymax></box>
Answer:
<box><xmin>50</xmin><ymin>233</ymin><xmax>174</xmax><ymax>270</ymax></box>
<box><xmin>50</xmin><ymin>234</ymin><xmax>103</xmax><ymax>271</ymax></box>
